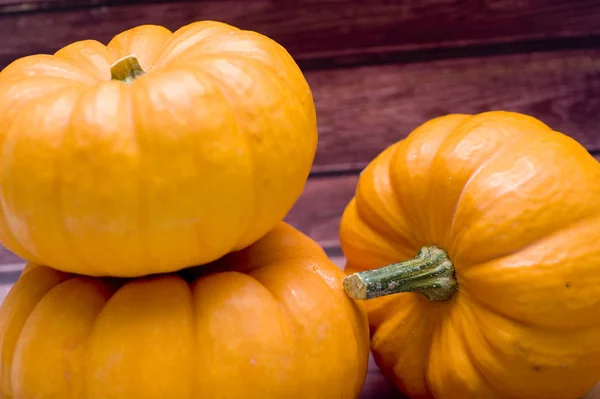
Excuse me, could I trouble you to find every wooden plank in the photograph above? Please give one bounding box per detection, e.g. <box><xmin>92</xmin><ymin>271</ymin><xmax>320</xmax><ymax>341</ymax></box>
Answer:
<box><xmin>285</xmin><ymin>174</ymin><xmax>358</xmax><ymax>250</ymax></box>
<box><xmin>2</xmin><ymin>0</ymin><xmax>600</xmax><ymax>70</ymax></box>
<box><xmin>0</xmin><ymin>0</ymin><xmax>149</xmax><ymax>13</ymax></box>
<box><xmin>307</xmin><ymin>49</ymin><xmax>600</xmax><ymax>173</ymax></box>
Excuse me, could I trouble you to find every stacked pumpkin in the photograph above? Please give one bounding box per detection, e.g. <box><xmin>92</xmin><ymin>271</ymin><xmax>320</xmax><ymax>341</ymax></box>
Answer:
<box><xmin>0</xmin><ymin>21</ymin><xmax>370</xmax><ymax>398</ymax></box>
<box><xmin>1</xmin><ymin>19</ymin><xmax>599</xmax><ymax>399</ymax></box>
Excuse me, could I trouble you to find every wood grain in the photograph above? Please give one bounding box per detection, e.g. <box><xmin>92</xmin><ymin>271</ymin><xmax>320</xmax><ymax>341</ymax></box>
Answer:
<box><xmin>306</xmin><ymin>49</ymin><xmax>600</xmax><ymax>173</ymax></box>
<box><xmin>0</xmin><ymin>0</ymin><xmax>151</xmax><ymax>13</ymax></box>
<box><xmin>285</xmin><ymin>174</ymin><xmax>358</xmax><ymax>250</ymax></box>
<box><xmin>0</xmin><ymin>0</ymin><xmax>157</xmax><ymax>8</ymax></box>
<box><xmin>2</xmin><ymin>0</ymin><xmax>600</xmax><ymax>70</ymax></box>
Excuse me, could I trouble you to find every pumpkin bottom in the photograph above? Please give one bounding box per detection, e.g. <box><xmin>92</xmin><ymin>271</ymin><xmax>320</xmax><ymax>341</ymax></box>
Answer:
<box><xmin>1</xmin><ymin>225</ymin><xmax>369</xmax><ymax>398</ymax></box>
<box><xmin>361</xmin><ymin>289</ymin><xmax>600</xmax><ymax>399</ymax></box>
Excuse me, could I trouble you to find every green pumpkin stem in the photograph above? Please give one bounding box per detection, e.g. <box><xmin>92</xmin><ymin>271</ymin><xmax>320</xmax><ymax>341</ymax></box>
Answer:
<box><xmin>343</xmin><ymin>246</ymin><xmax>458</xmax><ymax>302</ymax></box>
<box><xmin>110</xmin><ymin>56</ymin><xmax>146</xmax><ymax>84</ymax></box>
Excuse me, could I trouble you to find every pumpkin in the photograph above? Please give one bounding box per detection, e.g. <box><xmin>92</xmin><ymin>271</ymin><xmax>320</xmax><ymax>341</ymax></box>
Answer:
<box><xmin>0</xmin><ymin>21</ymin><xmax>317</xmax><ymax>277</ymax></box>
<box><xmin>340</xmin><ymin>111</ymin><xmax>600</xmax><ymax>399</ymax></box>
<box><xmin>0</xmin><ymin>222</ymin><xmax>369</xmax><ymax>398</ymax></box>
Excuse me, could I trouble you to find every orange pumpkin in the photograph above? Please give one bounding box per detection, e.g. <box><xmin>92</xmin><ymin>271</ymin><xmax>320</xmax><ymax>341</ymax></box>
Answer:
<box><xmin>0</xmin><ymin>222</ymin><xmax>369</xmax><ymax>398</ymax></box>
<box><xmin>0</xmin><ymin>21</ymin><xmax>317</xmax><ymax>277</ymax></box>
<box><xmin>340</xmin><ymin>111</ymin><xmax>600</xmax><ymax>399</ymax></box>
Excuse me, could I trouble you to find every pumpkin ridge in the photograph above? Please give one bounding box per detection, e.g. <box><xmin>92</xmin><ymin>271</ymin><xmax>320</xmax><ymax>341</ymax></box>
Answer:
<box><xmin>447</xmin><ymin>131</ymin><xmax>523</xmax><ymax>245</ymax></box>
<box><xmin>456</xmin><ymin>291</ymin><xmax>600</xmax><ymax>398</ymax></box>
<box><xmin>458</xmin><ymin>214</ymin><xmax>600</xmax><ymax>330</ymax></box>
<box><xmin>187</xmin><ymin>54</ymin><xmax>312</xmax><ymax>252</ymax></box>
<box><xmin>417</xmin><ymin>303</ymin><xmax>442</xmax><ymax>399</ymax></box>
<box><xmin>168</xmin><ymin>29</ymin><xmax>314</xmax><ymax>123</ymax></box>
<box><xmin>387</xmin><ymin>140</ymin><xmax>423</xmax><ymax>243</ymax></box>
<box><xmin>453</xmin><ymin>183</ymin><xmax>598</xmax><ymax>273</ymax></box>
<box><xmin>423</xmin><ymin>116</ymin><xmax>474</xmax><ymax>245</ymax></box>
<box><xmin>105</xmin><ymin>25</ymin><xmax>172</xmax><ymax>75</ymax></box>
<box><xmin>185</xmin><ymin>52</ymin><xmax>311</xmax><ymax>121</ymax></box>
<box><xmin>126</xmin><ymin>81</ymin><xmax>150</xmax><ymax>272</ymax></box>
<box><xmin>459</xmin><ymin>288</ymin><xmax>534</xmax><ymax>331</ymax></box>
<box><xmin>238</xmin><ymin>87</ymin><xmax>259</xmax><ymax>253</ymax></box>
<box><xmin>463</xmin><ymin>211</ymin><xmax>593</xmax><ymax>271</ymax></box>
<box><xmin>0</xmin><ymin>266</ymin><xmax>71</xmax><ymax>395</ymax></box>
<box><xmin>353</xmin><ymin>143</ymin><xmax>419</xmax><ymax>253</ymax></box>
<box><xmin>422</xmin><ymin>318</ymin><xmax>441</xmax><ymax>398</ymax></box>
<box><xmin>53</xmin><ymin>40</ymin><xmax>114</xmax><ymax>81</ymax></box>
<box><xmin>0</xmin><ymin>87</ymin><xmax>83</xmax><ymax>265</ymax></box>
<box><xmin>194</xmin><ymin>34</ymin><xmax>311</xmax><ymax>100</ymax></box>
<box><xmin>461</xmin><ymin>252</ymin><xmax>598</xmax><ymax>331</ymax></box>
<box><xmin>82</xmin><ymin>274</ymin><xmax>195</xmax><ymax>397</ymax></box>
<box><xmin>55</xmin><ymin>85</ymin><xmax>96</xmax><ymax>273</ymax></box>
<box><xmin>0</xmin><ymin>55</ymin><xmax>97</xmax><ymax>85</ymax></box>
<box><xmin>238</xmin><ymin>53</ymin><xmax>315</xmax><ymax>143</ymax></box>
<box><xmin>182</xmin><ymin>64</ymin><xmax>256</xmax><ymax>254</ymax></box>
<box><xmin>150</xmin><ymin>21</ymin><xmax>239</xmax><ymax>69</ymax></box>
<box><xmin>247</xmin><ymin>268</ymin><xmax>298</xmax><ymax>335</ymax></box>
<box><xmin>26</xmin><ymin>276</ymin><xmax>115</xmax><ymax>398</ymax></box>
<box><xmin>382</xmin><ymin>114</ymin><xmax>470</xmax><ymax>247</ymax></box>
<box><xmin>450</xmin><ymin>303</ymin><xmax>509</xmax><ymax>398</ymax></box>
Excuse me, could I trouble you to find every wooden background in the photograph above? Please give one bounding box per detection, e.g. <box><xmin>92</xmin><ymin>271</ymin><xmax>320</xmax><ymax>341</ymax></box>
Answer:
<box><xmin>0</xmin><ymin>0</ymin><xmax>599</xmax><ymax>397</ymax></box>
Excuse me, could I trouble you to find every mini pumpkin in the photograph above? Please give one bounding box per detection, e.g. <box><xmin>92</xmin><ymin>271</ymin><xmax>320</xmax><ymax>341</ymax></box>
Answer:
<box><xmin>0</xmin><ymin>21</ymin><xmax>317</xmax><ymax>277</ymax></box>
<box><xmin>0</xmin><ymin>222</ymin><xmax>369</xmax><ymax>398</ymax></box>
<box><xmin>340</xmin><ymin>111</ymin><xmax>600</xmax><ymax>399</ymax></box>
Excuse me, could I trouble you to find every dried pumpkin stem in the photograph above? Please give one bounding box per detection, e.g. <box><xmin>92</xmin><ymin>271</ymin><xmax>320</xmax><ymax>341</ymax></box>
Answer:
<box><xmin>343</xmin><ymin>246</ymin><xmax>457</xmax><ymax>302</ymax></box>
<box><xmin>110</xmin><ymin>55</ymin><xmax>146</xmax><ymax>84</ymax></box>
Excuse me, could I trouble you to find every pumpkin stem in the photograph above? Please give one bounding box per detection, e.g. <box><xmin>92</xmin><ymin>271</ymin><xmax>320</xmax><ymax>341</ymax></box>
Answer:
<box><xmin>110</xmin><ymin>55</ymin><xmax>146</xmax><ymax>84</ymax></box>
<box><xmin>343</xmin><ymin>246</ymin><xmax>457</xmax><ymax>302</ymax></box>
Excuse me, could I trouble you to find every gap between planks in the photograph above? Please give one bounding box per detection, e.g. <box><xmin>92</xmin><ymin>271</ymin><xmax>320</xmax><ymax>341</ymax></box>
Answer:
<box><xmin>2</xmin><ymin>0</ymin><xmax>600</xmax><ymax>70</ymax></box>
<box><xmin>306</xmin><ymin>49</ymin><xmax>600</xmax><ymax>173</ymax></box>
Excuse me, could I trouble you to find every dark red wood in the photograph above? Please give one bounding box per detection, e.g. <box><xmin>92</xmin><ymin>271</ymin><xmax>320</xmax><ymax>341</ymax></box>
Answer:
<box><xmin>285</xmin><ymin>174</ymin><xmax>358</xmax><ymax>250</ymax></box>
<box><xmin>0</xmin><ymin>0</ymin><xmax>128</xmax><ymax>12</ymax></box>
<box><xmin>0</xmin><ymin>0</ymin><xmax>174</xmax><ymax>5</ymax></box>
<box><xmin>306</xmin><ymin>49</ymin><xmax>600</xmax><ymax>173</ymax></box>
<box><xmin>360</xmin><ymin>355</ymin><xmax>403</xmax><ymax>399</ymax></box>
<box><xmin>1</xmin><ymin>0</ymin><xmax>600</xmax><ymax>70</ymax></box>
<box><xmin>0</xmin><ymin>0</ymin><xmax>187</xmax><ymax>8</ymax></box>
